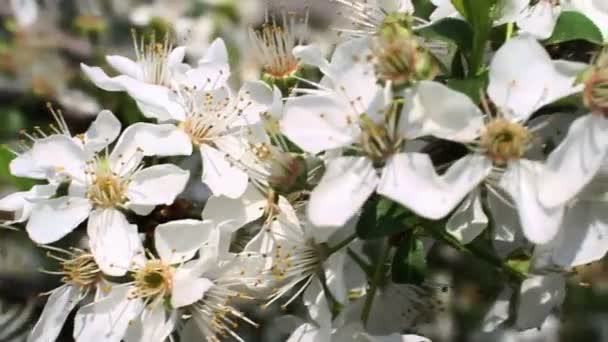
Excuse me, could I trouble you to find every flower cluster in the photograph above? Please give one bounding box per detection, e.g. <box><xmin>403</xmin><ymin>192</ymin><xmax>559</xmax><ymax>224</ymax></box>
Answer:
<box><xmin>2</xmin><ymin>0</ymin><xmax>608</xmax><ymax>341</ymax></box>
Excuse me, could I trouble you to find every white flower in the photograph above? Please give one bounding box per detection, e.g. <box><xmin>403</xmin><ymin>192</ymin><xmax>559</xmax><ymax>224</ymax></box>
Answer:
<box><xmin>283</xmin><ymin>37</ymin><xmax>479</xmax><ymax>227</ymax></box>
<box><xmin>287</xmin><ymin>284</ymin><xmax>432</xmax><ymax>342</ymax></box>
<box><xmin>28</xmin><ymin>248</ymin><xmax>104</xmax><ymax>342</ymax></box>
<box><xmin>399</xmin><ymin>36</ymin><xmax>584</xmax><ymax>245</ymax></box>
<box><xmin>255</xmin><ymin>200</ymin><xmax>348</xmax><ymax>311</ymax></box>
<box><xmin>248</xmin><ymin>7</ymin><xmax>309</xmax><ymax>79</ymax></box>
<box><xmin>81</xmin><ymin>36</ymin><xmax>229</xmax><ymax>121</ymax></box>
<box><xmin>23</xmin><ymin>112</ymin><xmax>191</xmax><ymax>275</ymax></box>
<box><xmin>73</xmin><ymin>220</ymin><xmax>216</xmax><ymax>342</ymax></box>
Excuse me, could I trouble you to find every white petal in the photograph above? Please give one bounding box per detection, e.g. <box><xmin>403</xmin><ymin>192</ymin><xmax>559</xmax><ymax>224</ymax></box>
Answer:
<box><xmin>538</xmin><ymin>115</ymin><xmax>608</xmax><ymax>207</ymax></box>
<box><xmin>74</xmin><ymin>285</ymin><xmax>144</xmax><ymax>342</ymax></box>
<box><xmin>202</xmin><ymin>183</ymin><xmax>266</xmax><ymax>231</ymax></box>
<box><xmin>199</xmin><ymin>38</ymin><xmax>228</xmax><ymax>65</ymax></box>
<box><xmin>168</xmin><ymin>46</ymin><xmax>187</xmax><ymax>67</ymax></box>
<box><xmin>488</xmin><ymin>36</ymin><xmax>576</xmax><ymax>121</ymax></box>
<box><xmin>127</xmin><ymin>164</ymin><xmax>189</xmax><ymax>206</ymax></box>
<box><xmin>516</xmin><ymin>274</ymin><xmax>565</xmax><ymax>330</ymax></box>
<box><xmin>81</xmin><ymin>64</ymin><xmax>186</xmax><ymax>121</ymax></box>
<box><xmin>9</xmin><ymin>150</ymin><xmax>46</xmax><ymax>179</ymax></box>
<box><xmin>200</xmin><ymin>145</ymin><xmax>248</xmax><ymax>199</ymax></box>
<box><xmin>28</xmin><ymin>285</ymin><xmax>80</xmax><ymax>342</ymax></box>
<box><xmin>446</xmin><ymin>189</ymin><xmax>489</xmax><ymax>244</ymax></box>
<box><xmin>84</xmin><ymin>110</ymin><xmax>121</xmax><ymax>153</ymax></box>
<box><xmin>236</xmin><ymin>81</ymin><xmax>274</xmax><ymax>125</ymax></box>
<box><xmin>88</xmin><ymin>208</ymin><xmax>141</xmax><ymax>276</ymax></box>
<box><xmin>378</xmin><ymin>153</ymin><xmax>491</xmax><ymax>220</ymax></box>
<box><xmin>281</xmin><ymin>95</ymin><xmax>358</xmax><ymax>154</ymax></box>
<box><xmin>516</xmin><ymin>2</ymin><xmax>560</xmax><ymax>39</ymax></box>
<box><xmin>400</xmin><ymin>81</ymin><xmax>484</xmax><ymax>142</ymax></box>
<box><xmin>323</xmin><ymin>251</ymin><xmax>348</xmax><ymax>303</ymax></box>
<box><xmin>155</xmin><ymin>219</ymin><xmax>213</xmax><ymax>264</ymax></box>
<box><xmin>26</xmin><ymin>197</ymin><xmax>91</xmax><ymax>244</ymax></box>
<box><xmin>110</xmin><ymin>123</ymin><xmax>192</xmax><ymax>174</ymax></box>
<box><xmin>287</xmin><ymin>323</ymin><xmax>321</xmax><ymax>342</ymax></box>
<box><xmin>124</xmin><ymin>305</ymin><xmax>176</xmax><ymax>342</ymax></box>
<box><xmin>308</xmin><ymin>157</ymin><xmax>379</xmax><ymax>227</ymax></box>
<box><xmin>327</xmin><ymin>37</ymin><xmax>374</xmax><ymax>80</ymax></box>
<box><xmin>171</xmin><ymin>270</ymin><xmax>213</xmax><ymax>308</ymax></box>
<box><xmin>30</xmin><ymin>135</ymin><xmax>88</xmax><ymax>181</ymax></box>
<box><xmin>0</xmin><ymin>184</ymin><xmax>57</xmax><ymax>223</ymax></box>
<box><xmin>293</xmin><ymin>44</ymin><xmax>331</xmax><ymax>76</ymax></box>
<box><xmin>105</xmin><ymin>55</ymin><xmax>143</xmax><ymax>80</ymax></box>
<box><xmin>80</xmin><ymin>64</ymin><xmax>130</xmax><ymax>91</ymax></box>
<box><xmin>429</xmin><ymin>1</ymin><xmax>459</xmax><ymax>21</ymax></box>
<box><xmin>500</xmin><ymin>161</ymin><xmax>565</xmax><ymax>244</ymax></box>
<box><xmin>482</xmin><ymin>287</ymin><xmax>513</xmax><ymax>332</ymax></box>
<box><xmin>495</xmin><ymin>0</ymin><xmax>530</xmax><ymax>25</ymax></box>
<box><xmin>551</xmin><ymin>201</ymin><xmax>608</xmax><ymax>267</ymax></box>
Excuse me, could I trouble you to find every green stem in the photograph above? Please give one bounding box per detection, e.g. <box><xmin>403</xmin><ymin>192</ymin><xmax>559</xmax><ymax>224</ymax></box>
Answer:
<box><xmin>428</xmin><ymin>224</ymin><xmax>525</xmax><ymax>282</ymax></box>
<box><xmin>347</xmin><ymin>248</ymin><xmax>373</xmax><ymax>278</ymax></box>
<box><xmin>506</xmin><ymin>22</ymin><xmax>514</xmax><ymax>41</ymax></box>
<box><xmin>327</xmin><ymin>232</ymin><xmax>357</xmax><ymax>255</ymax></box>
<box><xmin>362</xmin><ymin>238</ymin><xmax>391</xmax><ymax>326</ymax></box>
<box><xmin>318</xmin><ymin>269</ymin><xmax>343</xmax><ymax>317</ymax></box>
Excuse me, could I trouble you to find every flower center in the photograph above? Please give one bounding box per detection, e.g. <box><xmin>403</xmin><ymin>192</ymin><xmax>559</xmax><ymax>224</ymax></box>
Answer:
<box><xmin>130</xmin><ymin>260</ymin><xmax>173</xmax><ymax>303</ymax></box>
<box><xmin>265</xmin><ymin>240</ymin><xmax>327</xmax><ymax>309</ymax></box>
<box><xmin>189</xmin><ymin>281</ymin><xmax>257</xmax><ymax>341</ymax></box>
<box><xmin>359</xmin><ymin>114</ymin><xmax>404</xmax><ymax>166</ymax></box>
<box><xmin>86</xmin><ymin>159</ymin><xmax>128</xmax><ymax>208</ymax></box>
<box><xmin>249</xmin><ymin>142</ymin><xmax>308</xmax><ymax>194</ymax></box>
<box><xmin>480</xmin><ymin>118</ymin><xmax>531</xmax><ymax>165</ymax></box>
<box><xmin>372</xmin><ymin>16</ymin><xmax>438</xmax><ymax>86</ymax></box>
<box><xmin>584</xmin><ymin>58</ymin><xmax>608</xmax><ymax>116</ymax></box>
<box><xmin>249</xmin><ymin>9</ymin><xmax>307</xmax><ymax>80</ymax></box>
<box><xmin>132</xmin><ymin>31</ymin><xmax>173</xmax><ymax>86</ymax></box>
<box><xmin>181</xmin><ymin>116</ymin><xmax>215</xmax><ymax>146</ymax></box>
<box><xmin>61</xmin><ymin>252</ymin><xmax>101</xmax><ymax>290</ymax></box>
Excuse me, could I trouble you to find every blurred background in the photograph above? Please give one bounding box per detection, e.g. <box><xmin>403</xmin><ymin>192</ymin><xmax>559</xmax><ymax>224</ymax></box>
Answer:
<box><xmin>1</xmin><ymin>1</ymin><xmax>608</xmax><ymax>341</ymax></box>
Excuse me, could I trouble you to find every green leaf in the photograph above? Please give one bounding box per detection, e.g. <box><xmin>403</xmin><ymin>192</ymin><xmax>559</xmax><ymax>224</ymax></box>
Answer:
<box><xmin>545</xmin><ymin>11</ymin><xmax>603</xmax><ymax>45</ymax></box>
<box><xmin>0</xmin><ymin>146</ymin><xmax>37</xmax><ymax>191</ymax></box>
<box><xmin>451</xmin><ymin>0</ymin><xmax>498</xmax><ymax>75</ymax></box>
<box><xmin>446</xmin><ymin>72</ymin><xmax>489</xmax><ymax>103</ymax></box>
<box><xmin>417</xmin><ymin>18</ymin><xmax>473</xmax><ymax>51</ymax></box>
<box><xmin>392</xmin><ymin>235</ymin><xmax>427</xmax><ymax>285</ymax></box>
<box><xmin>356</xmin><ymin>196</ymin><xmax>417</xmax><ymax>240</ymax></box>
<box><xmin>412</xmin><ymin>0</ymin><xmax>436</xmax><ymax>19</ymax></box>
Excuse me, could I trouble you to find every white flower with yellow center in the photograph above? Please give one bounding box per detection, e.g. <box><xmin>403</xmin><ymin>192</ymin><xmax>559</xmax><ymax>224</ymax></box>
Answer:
<box><xmin>28</xmin><ymin>248</ymin><xmax>104</xmax><ymax>342</ymax></box>
<box><xmin>397</xmin><ymin>36</ymin><xmax>585</xmax><ymax>245</ymax></box>
<box><xmin>73</xmin><ymin>219</ymin><xmax>218</xmax><ymax>342</ymax></box>
<box><xmin>129</xmin><ymin>63</ymin><xmax>275</xmax><ymax>198</ymax></box>
<box><xmin>281</xmin><ymin>37</ymin><xmax>480</xmax><ymax>227</ymax></box>
<box><xmin>248</xmin><ymin>7</ymin><xmax>309</xmax><ymax>79</ymax></box>
<box><xmin>23</xmin><ymin>112</ymin><xmax>192</xmax><ymax>276</ymax></box>
<box><xmin>81</xmin><ymin>33</ymin><xmax>230</xmax><ymax>122</ymax></box>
